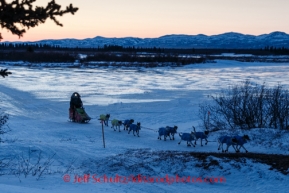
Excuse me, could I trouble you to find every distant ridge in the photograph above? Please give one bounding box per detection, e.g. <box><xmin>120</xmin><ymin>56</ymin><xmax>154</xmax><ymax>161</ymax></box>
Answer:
<box><xmin>2</xmin><ymin>31</ymin><xmax>289</xmax><ymax>49</ymax></box>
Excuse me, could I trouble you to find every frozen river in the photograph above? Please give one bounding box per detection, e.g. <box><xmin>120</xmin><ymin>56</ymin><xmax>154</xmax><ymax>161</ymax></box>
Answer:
<box><xmin>1</xmin><ymin>60</ymin><xmax>289</xmax><ymax>105</ymax></box>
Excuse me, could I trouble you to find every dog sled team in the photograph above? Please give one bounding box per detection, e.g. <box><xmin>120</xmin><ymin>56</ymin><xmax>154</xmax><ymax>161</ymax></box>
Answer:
<box><xmin>176</xmin><ymin>126</ymin><xmax>250</xmax><ymax>153</ymax></box>
<box><xmin>68</xmin><ymin>92</ymin><xmax>250</xmax><ymax>153</ymax></box>
<box><xmin>101</xmin><ymin>115</ymin><xmax>251</xmax><ymax>153</ymax></box>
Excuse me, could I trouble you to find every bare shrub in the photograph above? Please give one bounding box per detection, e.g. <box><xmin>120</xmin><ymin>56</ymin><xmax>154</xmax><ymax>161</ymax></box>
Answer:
<box><xmin>0</xmin><ymin>112</ymin><xmax>10</xmax><ymax>142</ymax></box>
<box><xmin>0</xmin><ymin>157</ymin><xmax>13</xmax><ymax>176</ymax></box>
<box><xmin>200</xmin><ymin>80</ymin><xmax>289</xmax><ymax>130</ymax></box>
<box><xmin>11</xmin><ymin>149</ymin><xmax>56</xmax><ymax>181</ymax></box>
<box><xmin>267</xmin><ymin>84</ymin><xmax>289</xmax><ymax>130</ymax></box>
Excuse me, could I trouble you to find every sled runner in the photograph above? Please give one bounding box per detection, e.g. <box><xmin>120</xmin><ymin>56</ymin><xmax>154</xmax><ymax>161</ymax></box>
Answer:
<box><xmin>69</xmin><ymin>92</ymin><xmax>91</xmax><ymax>123</ymax></box>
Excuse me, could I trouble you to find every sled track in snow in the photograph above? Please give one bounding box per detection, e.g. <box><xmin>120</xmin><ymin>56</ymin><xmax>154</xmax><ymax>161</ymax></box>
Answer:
<box><xmin>184</xmin><ymin>151</ymin><xmax>289</xmax><ymax>175</ymax></box>
<box><xmin>83</xmin><ymin>149</ymin><xmax>289</xmax><ymax>176</ymax></box>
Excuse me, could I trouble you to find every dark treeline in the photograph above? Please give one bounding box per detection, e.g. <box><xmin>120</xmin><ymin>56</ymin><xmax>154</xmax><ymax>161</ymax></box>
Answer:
<box><xmin>0</xmin><ymin>51</ymin><xmax>75</xmax><ymax>63</ymax></box>
<box><xmin>1</xmin><ymin>43</ymin><xmax>289</xmax><ymax>55</ymax></box>
<box><xmin>0</xmin><ymin>50</ymin><xmax>206</xmax><ymax>64</ymax></box>
<box><xmin>1</xmin><ymin>43</ymin><xmax>289</xmax><ymax>64</ymax></box>
<box><xmin>0</xmin><ymin>43</ymin><xmax>63</xmax><ymax>50</ymax></box>
<box><xmin>0</xmin><ymin>43</ymin><xmax>161</xmax><ymax>53</ymax></box>
<box><xmin>262</xmin><ymin>46</ymin><xmax>289</xmax><ymax>55</ymax></box>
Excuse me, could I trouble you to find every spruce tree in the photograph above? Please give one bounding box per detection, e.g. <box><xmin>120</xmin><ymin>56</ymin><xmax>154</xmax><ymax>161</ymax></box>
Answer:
<box><xmin>0</xmin><ymin>0</ymin><xmax>78</xmax><ymax>77</ymax></box>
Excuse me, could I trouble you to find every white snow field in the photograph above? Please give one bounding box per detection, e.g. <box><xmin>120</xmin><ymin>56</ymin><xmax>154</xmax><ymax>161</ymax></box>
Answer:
<box><xmin>0</xmin><ymin>60</ymin><xmax>289</xmax><ymax>193</ymax></box>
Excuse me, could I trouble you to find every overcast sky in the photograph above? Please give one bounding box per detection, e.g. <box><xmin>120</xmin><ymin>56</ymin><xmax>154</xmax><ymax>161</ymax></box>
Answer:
<box><xmin>2</xmin><ymin>0</ymin><xmax>289</xmax><ymax>41</ymax></box>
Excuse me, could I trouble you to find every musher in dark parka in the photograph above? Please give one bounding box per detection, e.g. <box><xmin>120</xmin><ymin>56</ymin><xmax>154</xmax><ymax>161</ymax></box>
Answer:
<box><xmin>70</xmin><ymin>92</ymin><xmax>83</xmax><ymax>108</ymax></box>
<box><xmin>70</xmin><ymin>92</ymin><xmax>83</xmax><ymax>121</ymax></box>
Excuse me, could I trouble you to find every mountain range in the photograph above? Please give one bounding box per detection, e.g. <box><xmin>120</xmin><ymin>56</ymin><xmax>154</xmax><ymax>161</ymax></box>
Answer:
<box><xmin>4</xmin><ymin>31</ymin><xmax>289</xmax><ymax>49</ymax></box>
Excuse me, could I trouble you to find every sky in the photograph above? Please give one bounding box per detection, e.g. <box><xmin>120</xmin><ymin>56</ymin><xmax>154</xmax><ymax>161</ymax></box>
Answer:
<box><xmin>1</xmin><ymin>0</ymin><xmax>289</xmax><ymax>41</ymax></box>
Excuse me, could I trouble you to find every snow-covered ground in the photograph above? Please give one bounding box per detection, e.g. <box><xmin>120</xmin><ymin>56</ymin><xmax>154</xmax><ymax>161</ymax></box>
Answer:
<box><xmin>0</xmin><ymin>60</ymin><xmax>289</xmax><ymax>193</ymax></box>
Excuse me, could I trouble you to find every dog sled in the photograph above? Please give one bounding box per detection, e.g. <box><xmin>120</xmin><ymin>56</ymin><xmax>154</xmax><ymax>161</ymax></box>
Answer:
<box><xmin>69</xmin><ymin>92</ymin><xmax>91</xmax><ymax>123</ymax></box>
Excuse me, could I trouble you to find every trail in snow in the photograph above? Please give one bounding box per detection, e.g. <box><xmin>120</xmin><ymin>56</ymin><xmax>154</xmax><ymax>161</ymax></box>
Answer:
<box><xmin>0</xmin><ymin>60</ymin><xmax>289</xmax><ymax>193</ymax></box>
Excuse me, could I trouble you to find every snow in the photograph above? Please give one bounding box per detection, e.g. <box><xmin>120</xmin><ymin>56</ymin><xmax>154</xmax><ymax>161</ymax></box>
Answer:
<box><xmin>0</xmin><ymin>60</ymin><xmax>289</xmax><ymax>192</ymax></box>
